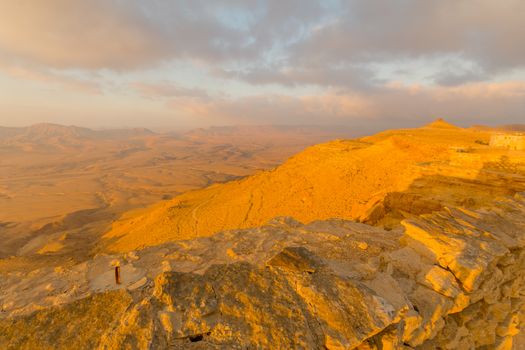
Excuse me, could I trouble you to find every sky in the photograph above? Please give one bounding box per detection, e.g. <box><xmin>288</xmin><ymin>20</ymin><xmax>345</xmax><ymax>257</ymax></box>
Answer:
<box><xmin>0</xmin><ymin>0</ymin><xmax>524</xmax><ymax>131</ymax></box>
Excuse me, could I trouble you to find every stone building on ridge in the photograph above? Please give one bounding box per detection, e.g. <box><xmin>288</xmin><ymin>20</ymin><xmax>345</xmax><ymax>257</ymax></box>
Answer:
<box><xmin>489</xmin><ymin>133</ymin><xmax>525</xmax><ymax>151</ymax></box>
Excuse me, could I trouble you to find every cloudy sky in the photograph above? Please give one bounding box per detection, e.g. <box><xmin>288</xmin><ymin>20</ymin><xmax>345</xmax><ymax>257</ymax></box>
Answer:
<box><xmin>0</xmin><ymin>0</ymin><xmax>524</xmax><ymax>130</ymax></box>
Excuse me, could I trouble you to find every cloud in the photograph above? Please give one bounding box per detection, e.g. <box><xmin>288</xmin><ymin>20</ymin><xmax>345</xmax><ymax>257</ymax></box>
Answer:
<box><xmin>0</xmin><ymin>0</ymin><xmax>326</xmax><ymax>70</ymax></box>
<box><xmin>164</xmin><ymin>93</ymin><xmax>370</xmax><ymax>126</ymax></box>
<box><xmin>164</xmin><ymin>81</ymin><xmax>525</xmax><ymax>127</ymax></box>
<box><xmin>431</xmin><ymin>68</ymin><xmax>488</xmax><ymax>87</ymax></box>
<box><xmin>220</xmin><ymin>64</ymin><xmax>377</xmax><ymax>90</ymax></box>
<box><xmin>1</xmin><ymin>0</ymin><xmax>523</xmax><ymax>89</ymax></box>
<box><xmin>0</xmin><ymin>0</ymin><xmax>523</xmax><ymax>129</ymax></box>
<box><xmin>0</xmin><ymin>0</ymin><xmax>168</xmax><ymax>70</ymax></box>
<box><xmin>286</xmin><ymin>0</ymin><xmax>525</xmax><ymax>86</ymax></box>
<box><xmin>131</xmin><ymin>81</ymin><xmax>209</xmax><ymax>100</ymax></box>
<box><xmin>0</xmin><ymin>62</ymin><xmax>101</xmax><ymax>94</ymax></box>
<box><xmin>364</xmin><ymin>81</ymin><xmax>525</xmax><ymax>124</ymax></box>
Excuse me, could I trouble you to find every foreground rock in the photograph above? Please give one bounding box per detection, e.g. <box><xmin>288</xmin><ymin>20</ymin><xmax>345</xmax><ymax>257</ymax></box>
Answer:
<box><xmin>2</xmin><ymin>193</ymin><xmax>525</xmax><ymax>349</ymax></box>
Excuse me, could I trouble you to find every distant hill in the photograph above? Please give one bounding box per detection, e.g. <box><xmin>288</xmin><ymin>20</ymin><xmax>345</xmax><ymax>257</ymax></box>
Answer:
<box><xmin>1</xmin><ymin>123</ymin><xmax>155</xmax><ymax>140</ymax></box>
<box><xmin>499</xmin><ymin>124</ymin><xmax>525</xmax><ymax>132</ymax></box>
<box><xmin>0</xmin><ymin>126</ymin><xmax>25</xmax><ymax>139</ymax></box>
<box><xmin>424</xmin><ymin>118</ymin><xmax>460</xmax><ymax>129</ymax></box>
<box><xmin>0</xmin><ymin>123</ymin><xmax>355</xmax><ymax>145</ymax></box>
<box><xmin>182</xmin><ymin>125</ymin><xmax>357</xmax><ymax>144</ymax></box>
<box><xmin>22</xmin><ymin>123</ymin><xmax>96</xmax><ymax>139</ymax></box>
<box><xmin>470</xmin><ymin>124</ymin><xmax>525</xmax><ymax>133</ymax></box>
<box><xmin>0</xmin><ymin>123</ymin><xmax>359</xmax><ymax>154</ymax></box>
<box><xmin>0</xmin><ymin>123</ymin><xmax>156</xmax><ymax>150</ymax></box>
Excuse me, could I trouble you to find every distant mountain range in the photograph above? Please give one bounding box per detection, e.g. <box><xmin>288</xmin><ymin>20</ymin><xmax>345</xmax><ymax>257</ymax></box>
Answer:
<box><xmin>0</xmin><ymin>123</ymin><xmax>357</xmax><ymax>150</ymax></box>
<box><xmin>500</xmin><ymin>124</ymin><xmax>525</xmax><ymax>132</ymax></box>
<box><xmin>0</xmin><ymin>123</ymin><xmax>156</xmax><ymax>142</ymax></box>
<box><xmin>2</xmin><ymin>121</ymin><xmax>523</xmax><ymax>152</ymax></box>
<box><xmin>470</xmin><ymin>123</ymin><xmax>525</xmax><ymax>132</ymax></box>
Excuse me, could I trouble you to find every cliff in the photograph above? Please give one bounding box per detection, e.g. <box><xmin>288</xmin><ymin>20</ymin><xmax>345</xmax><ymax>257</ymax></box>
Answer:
<box><xmin>2</xmin><ymin>192</ymin><xmax>525</xmax><ymax>349</ymax></box>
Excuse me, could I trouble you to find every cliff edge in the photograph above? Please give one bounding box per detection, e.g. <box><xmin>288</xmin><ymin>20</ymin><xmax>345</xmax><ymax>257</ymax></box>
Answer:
<box><xmin>2</xmin><ymin>193</ymin><xmax>525</xmax><ymax>349</ymax></box>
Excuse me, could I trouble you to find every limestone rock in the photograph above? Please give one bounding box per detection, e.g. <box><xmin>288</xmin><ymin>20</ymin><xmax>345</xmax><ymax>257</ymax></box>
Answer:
<box><xmin>2</xmin><ymin>193</ymin><xmax>525</xmax><ymax>349</ymax></box>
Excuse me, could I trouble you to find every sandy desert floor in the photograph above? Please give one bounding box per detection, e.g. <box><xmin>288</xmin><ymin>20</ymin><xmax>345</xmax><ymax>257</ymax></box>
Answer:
<box><xmin>0</xmin><ymin>123</ymin><xmax>351</xmax><ymax>263</ymax></box>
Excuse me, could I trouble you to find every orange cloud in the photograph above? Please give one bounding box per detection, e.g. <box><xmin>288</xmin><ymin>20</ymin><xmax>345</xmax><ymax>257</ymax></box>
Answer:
<box><xmin>163</xmin><ymin>81</ymin><xmax>525</xmax><ymax>126</ymax></box>
<box><xmin>130</xmin><ymin>82</ymin><xmax>209</xmax><ymax>100</ymax></box>
<box><xmin>437</xmin><ymin>81</ymin><xmax>525</xmax><ymax>99</ymax></box>
<box><xmin>0</xmin><ymin>0</ymin><xmax>166</xmax><ymax>69</ymax></box>
<box><xmin>0</xmin><ymin>63</ymin><xmax>101</xmax><ymax>94</ymax></box>
<box><xmin>366</xmin><ymin>81</ymin><xmax>525</xmax><ymax>124</ymax></box>
<box><xmin>166</xmin><ymin>93</ymin><xmax>371</xmax><ymax>124</ymax></box>
<box><xmin>385</xmin><ymin>80</ymin><xmax>525</xmax><ymax>100</ymax></box>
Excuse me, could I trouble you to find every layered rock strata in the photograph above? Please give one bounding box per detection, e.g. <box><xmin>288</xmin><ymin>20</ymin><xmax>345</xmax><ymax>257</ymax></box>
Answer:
<box><xmin>1</xmin><ymin>193</ymin><xmax>525</xmax><ymax>349</ymax></box>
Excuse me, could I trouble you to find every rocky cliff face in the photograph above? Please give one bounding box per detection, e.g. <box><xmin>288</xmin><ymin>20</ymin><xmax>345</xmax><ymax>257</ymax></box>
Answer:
<box><xmin>2</xmin><ymin>193</ymin><xmax>525</xmax><ymax>349</ymax></box>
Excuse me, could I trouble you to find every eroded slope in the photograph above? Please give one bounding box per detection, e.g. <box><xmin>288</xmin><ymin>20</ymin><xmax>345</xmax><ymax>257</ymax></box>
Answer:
<box><xmin>104</xmin><ymin>124</ymin><xmax>525</xmax><ymax>252</ymax></box>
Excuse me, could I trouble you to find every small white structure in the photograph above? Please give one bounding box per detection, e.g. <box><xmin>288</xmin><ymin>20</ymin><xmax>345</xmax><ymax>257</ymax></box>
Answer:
<box><xmin>489</xmin><ymin>133</ymin><xmax>525</xmax><ymax>151</ymax></box>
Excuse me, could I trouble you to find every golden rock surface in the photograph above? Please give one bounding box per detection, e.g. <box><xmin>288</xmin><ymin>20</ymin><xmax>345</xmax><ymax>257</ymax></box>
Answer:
<box><xmin>103</xmin><ymin>125</ymin><xmax>525</xmax><ymax>252</ymax></box>
<box><xmin>1</xmin><ymin>193</ymin><xmax>525</xmax><ymax>349</ymax></box>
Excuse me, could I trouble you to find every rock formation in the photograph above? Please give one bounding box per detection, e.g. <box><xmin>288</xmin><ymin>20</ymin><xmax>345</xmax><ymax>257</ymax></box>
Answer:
<box><xmin>2</xmin><ymin>192</ymin><xmax>525</xmax><ymax>349</ymax></box>
<box><xmin>424</xmin><ymin>118</ymin><xmax>460</xmax><ymax>129</ymax></box>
